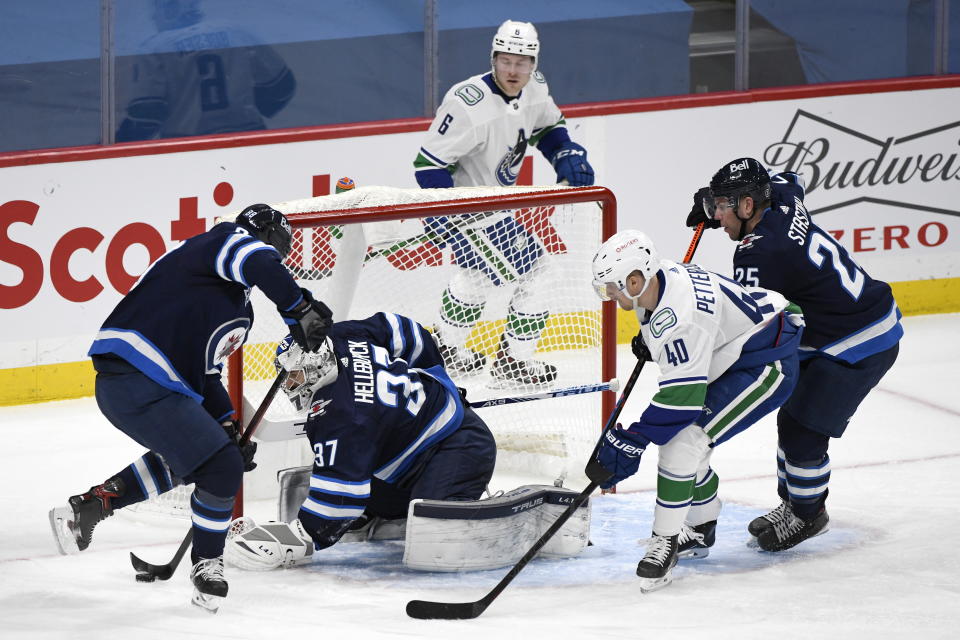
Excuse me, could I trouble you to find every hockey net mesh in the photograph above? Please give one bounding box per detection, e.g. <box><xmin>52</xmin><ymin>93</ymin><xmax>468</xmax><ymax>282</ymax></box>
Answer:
<box><xmin>134</xmin><ymin>185</ymin><xmax>614</xmax><ymax>518</ymax></box>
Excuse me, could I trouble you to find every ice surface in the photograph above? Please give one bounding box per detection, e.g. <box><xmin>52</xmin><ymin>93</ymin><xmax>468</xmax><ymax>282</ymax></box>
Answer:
<box><xmin>1</xmin><ymin>314</ymin><xmax>958</xmax><ymax>639</ymax></box>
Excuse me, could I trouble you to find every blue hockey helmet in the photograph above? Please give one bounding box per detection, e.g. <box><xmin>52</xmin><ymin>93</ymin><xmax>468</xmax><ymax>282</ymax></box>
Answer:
<box><xmin>236</xmin><ymin>204</ymin><xmax>293</xmax><ymax>260</ymax></box>
<box><xmin>707</xmin><ymin>158</ymin><xmax>772</xmax><ymax>219</ymax></box>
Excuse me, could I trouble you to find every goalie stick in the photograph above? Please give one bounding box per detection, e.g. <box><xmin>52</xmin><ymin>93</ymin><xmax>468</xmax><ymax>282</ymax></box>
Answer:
<box><xmin>129</xmin><ymin>369</ymin><xmax>289</xmax><ymax>582</ymax></box>
<box><xmin>405</xmin><ymin>224</ymin><xmax>706</xmax><ymax>619</ymax></box>
<box><xmin>405</xmin><ymin>358</ymin><xmax>645</xmax><ymax>620</ymax></box>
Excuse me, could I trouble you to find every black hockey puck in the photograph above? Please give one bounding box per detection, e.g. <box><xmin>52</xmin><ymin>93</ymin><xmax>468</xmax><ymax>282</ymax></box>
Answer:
<box><xmin>135</xmin><ymin>572</ymin><xmax>156</xmax><ymax>583</ymax></box>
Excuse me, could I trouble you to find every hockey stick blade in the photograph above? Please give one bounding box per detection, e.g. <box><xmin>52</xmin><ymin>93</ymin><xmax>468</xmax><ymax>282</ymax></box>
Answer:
<box><xmin>130</xmin><ymin>529</ymin><xmax>193</xmax><ymax>581</ymax></box>
<box><xmin>406</xmin><ymin>599</ymin><xmax>487</xmax><ymax>621</ymax></box>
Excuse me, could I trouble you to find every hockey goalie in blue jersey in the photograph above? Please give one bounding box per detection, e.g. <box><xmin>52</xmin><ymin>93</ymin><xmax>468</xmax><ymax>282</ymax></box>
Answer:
<box><xmin>223</xmin><ymin>313</ymin><xmax>497</xmax><ymax>571</ymax></box>
<box><xmin>49</xmin><ymin>204</ymin><xmax>332</xmax><ymax>612</ymax></box>
<box><xmin>687</xmin><ymin>157</ymin><xmax>902</xmax><ymax>552</ymax></box>
<box><xmin>588</xmin><ymin>230</ymin><xmax>804</xmax><ymax>592</ymax></box>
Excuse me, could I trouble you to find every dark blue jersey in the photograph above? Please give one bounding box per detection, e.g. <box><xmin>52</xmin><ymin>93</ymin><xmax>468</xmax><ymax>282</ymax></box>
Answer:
<box><xmin>88</xmin><ymin>222</ymin><xmax>303</xmax><ymax>417</ymax></box>
<box><xmin>297</xmin><ymin>313</ymin><xmax>464</xmax><ymax>533</ymax></box>
<box><xmin>733</xmin><ymin>173</ymin><xmax>903</xmax><ymax>363</ymax></box>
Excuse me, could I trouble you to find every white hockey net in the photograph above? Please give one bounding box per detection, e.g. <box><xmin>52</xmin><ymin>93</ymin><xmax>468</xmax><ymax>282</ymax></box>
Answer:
<box><xmin>137</xmin><ymin>185</ymin><xmax>616</xmax><ymax>518</ymax></box>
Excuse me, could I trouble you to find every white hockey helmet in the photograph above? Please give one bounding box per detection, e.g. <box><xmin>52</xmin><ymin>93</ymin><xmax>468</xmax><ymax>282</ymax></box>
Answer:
<box><xmin>491</xmin><ymin>20</ymin><xmax>540</xmax><ymax>72</ymax></box>
<box><xmin>591</xmin><ymin>230</ymin><xmax>661</xmax><ymax>308</ymax></box>
<box><xmin>274</xmin><ymin>336</ymin><xmax>338</xmax><ymax>412</ymax></box>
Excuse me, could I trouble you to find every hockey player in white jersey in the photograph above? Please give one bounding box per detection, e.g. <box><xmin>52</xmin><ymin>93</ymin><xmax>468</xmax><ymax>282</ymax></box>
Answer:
<box><xmin>588</xmin><ymin>230</ymin><xmax>804</xmax><ymax>592</ymax></box>
<box><xmin>413</xmin><ymin>20</ymin><xmax>594</xmax><ymax>387</ymax></box>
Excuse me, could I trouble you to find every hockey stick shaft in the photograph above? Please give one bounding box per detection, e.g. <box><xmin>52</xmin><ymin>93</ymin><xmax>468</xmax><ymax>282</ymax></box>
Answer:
<box><xmin>405</xmin><ymin>359</ymin><xmax>646</xmax><ymax>620</ymax></box>
<box><xmin>469</xmin><ymin>379</ymin><xmax>619</xmax><ymax>410</ymax></box>
<box><xmin>129</xmin><ymin>369</ymin><xmax>288</xmax><ymax>580</ymax></box>
<box><xmin>683</xmin><ymin>222</ymin><xmax>705</xmax><ymax>264</ymax></box>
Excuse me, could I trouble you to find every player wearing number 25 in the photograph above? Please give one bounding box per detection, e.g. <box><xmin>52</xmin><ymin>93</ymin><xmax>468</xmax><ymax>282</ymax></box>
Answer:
<box><xmin>688</xmin><ymin>158</ymin><xmax>902</xmax><ymax>553</ymax></box>
<box><xmin>590</xmin><ymin>230</ymin><xmax>805</xmax><ymax>592</ymax></box>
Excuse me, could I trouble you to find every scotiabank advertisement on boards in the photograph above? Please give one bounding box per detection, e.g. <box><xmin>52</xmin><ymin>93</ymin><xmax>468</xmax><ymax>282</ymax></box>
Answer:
<box><xmin>1</xmin><ymin>84</ymin><xmax>958</xmax><ymax>373</ymax></box>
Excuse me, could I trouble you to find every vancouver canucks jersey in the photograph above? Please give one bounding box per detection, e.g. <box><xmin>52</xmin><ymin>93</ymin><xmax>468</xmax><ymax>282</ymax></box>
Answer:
<box><xmin>630</xmin><ymin>260</ymin><xmax>799</xmax><ymax>445</ymax></box>
<box><xmin>297</xmin><ymin>313</ymin><xmax>464</xmax><ymax>544</ymax></box>
<box><xmin>415</xmin><ymin>72</ymin><xmax>566</xmax><ymax>187</ymax></box>
<box><xmin>117</xmin><ymin>21</ymin><xmax>292</xmax><ymax>139</ymax></box>
<box><xmin>734</xmin><ymin>173</ymin><xmax>903</xmax><ymax>363</ymax></box>
<box><xmin>88</xmin><ymin>222</ymin><xmax>302</xmax><ymax>416</ymax></box>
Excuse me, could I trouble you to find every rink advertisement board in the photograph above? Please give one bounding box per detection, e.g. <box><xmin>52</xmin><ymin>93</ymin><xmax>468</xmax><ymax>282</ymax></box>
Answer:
<box><xmin>1</xmin><ymin>78</ymin><xmax>958</xmax><ymax>403</ymax></box>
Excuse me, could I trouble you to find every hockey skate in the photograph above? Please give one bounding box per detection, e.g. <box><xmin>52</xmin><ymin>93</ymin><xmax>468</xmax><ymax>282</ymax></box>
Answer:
<box><xmin>756</xmin><ymin>507</ymin><xmax>829</xmax><ymax>552</ymax></box>
<box><xmin>748</xmin><ymin>500</ymin><xmax>791</xmax><ymax>538</ymax></box>
<box><xmin>48</xmin><ymin>477</ymin><xmax>123</xmax><ymax>555</ymax></box>
<box><xmin>636</xmin><ymin>534</ymin><xmax>679</xmax><ymax>593</ymax></box>
<box><xmin>489</xmin><ymin>338</ymin><xmax>557</xmax><ymax>388</ymax></box>
<box><xmin>436</xmin><ymin>335</ymin><xmax>487</xmax><ymax>374</ymax></box>
<box><xmin>190</xmin><ymin>556</ymin><xmax>228</xmax><ymax>613</ymax></box>
<box><xmin>677</xmin><ymin>520</ymin><xmax>716</xmax><ymax>559</ymax></box>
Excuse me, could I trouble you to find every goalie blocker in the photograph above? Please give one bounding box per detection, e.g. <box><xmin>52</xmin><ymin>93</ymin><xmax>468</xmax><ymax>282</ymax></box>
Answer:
<box><xmin>227</xmin><ymin>474</ymin><xmax>591</xmax><ymax>572</ymax></box>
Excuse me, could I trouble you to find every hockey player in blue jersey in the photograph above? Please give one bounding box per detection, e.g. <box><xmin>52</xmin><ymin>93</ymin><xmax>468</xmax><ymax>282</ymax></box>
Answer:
<box><xmin>48</xmin><ymin>204</ymin><xmax>332</xmax><ymax>611</ymax></box>
<box><xmin>589</xmin><ymin>230</ymin><xmax>804</xmax><ymax>592</ymax></box>
<box><xmin>687</xmin><ymin>157</ymin><xmax>902</xmax><ymax>552</ymax></box>
<box><xmin>222</xmin><ymin>312</ymin><xmax>497</xmax><ymax>570</ymax></box>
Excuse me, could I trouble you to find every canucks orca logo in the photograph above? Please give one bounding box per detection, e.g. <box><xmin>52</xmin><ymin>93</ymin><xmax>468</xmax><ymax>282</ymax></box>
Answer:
<box><xmin>496</xmin><ymin>129</ymin><xmax>528</xmax><ymax>186</ymax></box>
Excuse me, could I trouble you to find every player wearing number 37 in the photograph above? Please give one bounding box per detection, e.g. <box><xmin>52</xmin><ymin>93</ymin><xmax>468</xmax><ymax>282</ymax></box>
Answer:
<box><xmin>223</xmin><ymin>313</ymin><xmax>497</xmax><ymax>572</ymax></box>
<box><xmin>589</xmin><ymin>230</ymin><xmax>805</xmax><ymax>592</ymax></box>
<box><xmin>687</xmin><ymin>158</ymin><xmax>902</xmax><ymax>552</ymax></box>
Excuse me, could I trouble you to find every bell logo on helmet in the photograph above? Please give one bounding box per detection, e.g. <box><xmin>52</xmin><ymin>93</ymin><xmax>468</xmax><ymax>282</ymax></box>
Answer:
<box><xmin>730</xmin><ymin>159</ymin><xmax>749</xmax><ymax>172</ymax></box>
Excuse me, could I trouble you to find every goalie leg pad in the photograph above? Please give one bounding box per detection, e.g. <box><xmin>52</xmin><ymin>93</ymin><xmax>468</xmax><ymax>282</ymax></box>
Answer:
<box><xmin>402</xmin><ymin>484</ymin><xmax>591</xmax><ymax>572</ymax></box>
<box><xmin>224</xmin><ymin>518</ymin><xmax>313</xmax><ymax>571</ymax></box>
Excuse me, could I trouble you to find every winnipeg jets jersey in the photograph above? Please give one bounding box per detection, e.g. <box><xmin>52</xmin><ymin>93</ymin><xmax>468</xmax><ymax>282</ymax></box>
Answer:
<box><xmin>734</xmin><ymin>173</ymin><xmax>903</xmax><ymax>363</ymax></box>
<box><xmin>415</xmin><ymin>72</ymin><xmax>566</xmax><ymax>187</ymax></box>
<box><xmin>88</xmin><ymin>222</ymin><xmax>302</xmax><ymax>416</ymax></box>
<box><xmin>631</xmin><ymin>260</ymin><xmax>798</xmax><ymax>445</ymax></box>
<box><xmin>296</xmin><ymin>313</ymin><xmax>465</xmax><ymax>546</ymax></box>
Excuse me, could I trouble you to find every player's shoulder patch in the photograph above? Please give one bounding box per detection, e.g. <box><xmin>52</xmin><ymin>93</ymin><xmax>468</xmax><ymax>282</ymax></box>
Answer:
<box><xmin>649</xmin><ymin>308</ymin><xmax>678</xmax><ymax>338</ymax></box>
<box><xmin>532</xmin><ymin>70</ymin><xmax>546</xmax><ymax>84</ymax></box>
<box><xmin>454</xmin><ymin>83</ymin><xmax>485</xmax><ymax>106</ymax></box>
<box><xmin>736</xmin><ymin>233</ymin><xmax>764</xmax><ymax>252</ymax></box>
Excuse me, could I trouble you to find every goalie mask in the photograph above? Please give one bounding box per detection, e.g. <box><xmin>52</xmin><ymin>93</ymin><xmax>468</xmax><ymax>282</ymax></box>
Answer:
<box><xmin>491</xmin><ymin>20</ymin><xmax>539</xmax><ymax>73</ymax></box>
<box><xmin>274</xmin><ymin>336</ymin><xmax>338</xmax><ymax>411</ymax></box>
<box><xmin>591</xmin><ymin>230</ymin><xmax>660</xmax><ymax>309</ymax></box>
<box><xmin>236</xmin><ymin>204</ymin><xmax>294</xmax><ymax>260</ymax></box>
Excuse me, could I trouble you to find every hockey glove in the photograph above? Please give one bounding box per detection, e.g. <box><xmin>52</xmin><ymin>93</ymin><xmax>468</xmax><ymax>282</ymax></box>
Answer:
<box><xmin>281</xmin><ymin>288</ymin><xmax>333</xmax><ymax>352</ymax></box>
<box><xmin>551</xmin><ymin>143</ymin><xmax>594</xmax><ymax>186</ymax></box>
<box><xmin>595</xmin><ymin>425</ymin><xmax>650</xmax><ymax>490</ymax></box>
<box><xmin>631</xmin><ymin>331</ymin><xmax>652</xmax><ymax>362</ymax></box>
<box><xmin>685</xmin><ymin>186</ymin><xmax>721</xmax><ymax>229</ymax></box>
<box><xmin>223</xmin><ymin>420</ymin><xmax>257</xmax><ymax>472</ymax></box>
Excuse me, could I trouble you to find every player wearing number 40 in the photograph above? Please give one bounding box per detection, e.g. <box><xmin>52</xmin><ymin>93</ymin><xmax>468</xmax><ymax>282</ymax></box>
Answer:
<box><xmin>590</xmin><ymin>230</ymin><xmax>805</xmax><ymax>592</ymax></box>
<box><xmin>687</xmin><ymin>158</ymin><xmax>902</xmax><ymax>553</ymax></box>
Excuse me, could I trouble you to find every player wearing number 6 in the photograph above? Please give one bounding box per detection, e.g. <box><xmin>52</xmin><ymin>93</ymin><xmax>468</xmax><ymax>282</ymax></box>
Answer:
<box><xmin>590</xmin><ymin>230</ymin><xmax>805</xmax><ymax>592</ymax></box>
<box><xmin>688</xmin><ymin>158</ymin><xmax>902</xmax><ymax>552</ymax></box>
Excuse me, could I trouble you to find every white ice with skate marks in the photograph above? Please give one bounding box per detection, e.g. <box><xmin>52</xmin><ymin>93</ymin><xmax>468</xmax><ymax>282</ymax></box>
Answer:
<box><xmin>1</xmin><ymin>314</ymin><xmax>959</xmax><ymax>640</ymax></box>
<box><xmin>267</xmin><ymin>494</ymin><xmax>862</xmax><ymax>590</ymax></box>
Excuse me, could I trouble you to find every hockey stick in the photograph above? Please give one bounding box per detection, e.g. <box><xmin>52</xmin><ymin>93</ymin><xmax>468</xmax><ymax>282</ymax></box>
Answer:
<box><xmin>469</xmin><ymin>378</ymin><xmax>619</xmax><ymax>410</ymax></box>
<box><xmin>405</xmin><ymin>358</ymin><xmax>646</xmax><ymax>620</ymax></box>
<box><xmin>130</xmin><ymin>369</ymin><xmax>289</xmax><ymax>582</ymax></box>
<box><xmin>684</xmin><ymin>222</ymin><xmax>705</xmax><ymax>264</ymax></box>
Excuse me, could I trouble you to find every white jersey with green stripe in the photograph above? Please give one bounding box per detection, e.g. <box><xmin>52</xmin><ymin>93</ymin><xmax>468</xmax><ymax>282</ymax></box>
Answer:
<box><xmin>415</xmin><ymin>71</ymin><xmax>565</xmax><ymax>188</ymax></box>
<box><xmin>632</xmin><ymin>260</ymin><xmax>790</xmax><ymax>445</ymax></box>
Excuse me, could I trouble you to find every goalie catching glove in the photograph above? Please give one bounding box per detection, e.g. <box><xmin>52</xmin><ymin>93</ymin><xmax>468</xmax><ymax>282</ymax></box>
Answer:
<box><xmin>594</xmin><ymin>425</ymin><xmax>650</xmax><ymax>490</ymax></box>
<box><xmin>280</xmin><ymin>287</ymin><xmax>333</xmax><ymax>352</ymax></box>
<box><xmin>224</xmin><ymin>517</ymin><xmax>315</xmax><ymax>571</ymax></box>
<box><xmin>549</xmin><ymin>142</ymin><xmax>594</xmax><ymax>186</ymax></box>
